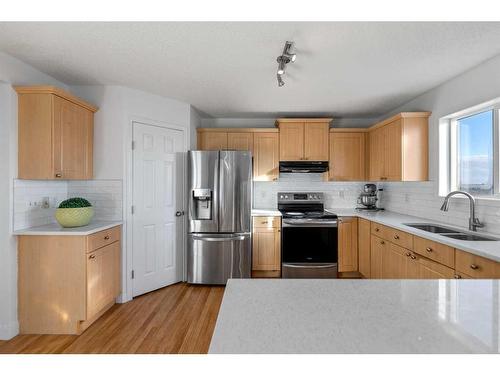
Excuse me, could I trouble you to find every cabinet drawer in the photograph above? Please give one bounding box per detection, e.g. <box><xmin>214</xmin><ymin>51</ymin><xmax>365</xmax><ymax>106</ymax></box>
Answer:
<box><xmin>87</xmin><ymin>226</ymin><xmax>121</xmax><ymax>253</ymax></box>
<box><xmin>455</xmin><ymin>250</ymin><xmax>500</xmax><ymax>279</ymax></box>
<box><xmin>253</xmin><ymin>216</ymin><xmax>280</xmax><ymax>228</ymax></box>
<box><xmin>413</xmin><ymin>236</ymin><xmax>454</xmax><ymax>268</ymax></box>
<box><xmin>370</xmin><ymin>222</ymin><xmax>413</xmax><ymax>249</ymax></box>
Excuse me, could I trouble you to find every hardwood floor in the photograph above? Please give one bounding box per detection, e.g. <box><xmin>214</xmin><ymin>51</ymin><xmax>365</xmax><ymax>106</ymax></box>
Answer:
<box><xmin>0</xmin><ymin>283</ymin><xmax>225</xmax><ymax>354</ymax></box>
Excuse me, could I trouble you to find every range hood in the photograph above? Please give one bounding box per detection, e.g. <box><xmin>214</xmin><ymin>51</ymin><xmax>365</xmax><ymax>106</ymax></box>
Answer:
<box><xmin>279</xmin><ymin>161</ymin><xmax>329</xmax><ymax>173</ymax></box>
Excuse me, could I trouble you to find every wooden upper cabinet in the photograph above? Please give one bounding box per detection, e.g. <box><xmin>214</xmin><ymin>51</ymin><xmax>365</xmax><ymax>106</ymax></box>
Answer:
<box><xmin>338</xmin><ymin>217</ymin><xmax>358</xmax><ymax>272</ymax></box>
<box><xmin>227</xmin><ymin>132</ymin><xmax>253</xmax><ymax>152</ymax></box>
<box><xmin>304</xmin><ymin>122</ymin><xmax>329</xmax><ymax>160</ymax></box>
<box><xmin>329</xmin><ymin>130</ymin><xmax>367</xmax><ymax>181</ymax></box>
<box><xmin>253</xmin><ymin>132</ymin><xmax>279</xmax><ymax>181</ymax></box>
<box><xmin>368</xmin><ymin>112</ymin><xmax>430</xmax><ymax>182</ymax></box>
<box><xmin>16</xmin><ymin>86</ymin><xmax>97</xmax><ymax>180</ymax></box>
<box><xmin>276</xmin><ymin>118</ymin><xmax>331</xmax><ymax>161</ymax></box>
<box><xmin>278</xmin><ymin>122</ymin><xmax>304</xmax><ymax>161</ymax></box>
<box><xmin>197</xmin><ymin>131</ymin><xmax>228</xmax><ymax>150</ymax></box>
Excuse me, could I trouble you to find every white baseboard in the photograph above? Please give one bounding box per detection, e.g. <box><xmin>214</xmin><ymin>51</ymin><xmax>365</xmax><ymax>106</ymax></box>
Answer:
<box><xmin>116</xmin><ymin>292</ymin><xmax>132</xmax><ymax>304</ymax></box>
<box><xmin>0</xmin><ymin>320</ymin><xmax>19</xmax><ymax>340</ymax></box>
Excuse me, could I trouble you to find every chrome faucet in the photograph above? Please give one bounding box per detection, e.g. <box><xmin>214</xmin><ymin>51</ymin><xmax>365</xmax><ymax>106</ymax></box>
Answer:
<box><xmin>440</xmin><ymin>191</ymin><xmax>483</xmax><ymax>231</ymax></box>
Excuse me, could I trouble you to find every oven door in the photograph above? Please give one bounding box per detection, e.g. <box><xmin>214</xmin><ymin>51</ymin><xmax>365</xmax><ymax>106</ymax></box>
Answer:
<box><xmin>281</xmin><ymin>220</ymin><xmax>338</xmax><ymax>278</ymax></box>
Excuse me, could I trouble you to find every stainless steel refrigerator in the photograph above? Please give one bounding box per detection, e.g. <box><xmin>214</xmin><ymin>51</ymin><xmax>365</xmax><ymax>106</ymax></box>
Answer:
<box><xmin>187</xmin><ymin>150</ymin><xmax>252</xmax><ymax>284</ymax></box>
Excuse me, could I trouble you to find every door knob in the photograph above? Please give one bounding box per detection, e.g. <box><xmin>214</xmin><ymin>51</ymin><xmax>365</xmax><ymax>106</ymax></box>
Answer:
<box><xmin>175</xmin><ymin>211</ymin><xmax>184</xmax><ymax>217</ymax></box>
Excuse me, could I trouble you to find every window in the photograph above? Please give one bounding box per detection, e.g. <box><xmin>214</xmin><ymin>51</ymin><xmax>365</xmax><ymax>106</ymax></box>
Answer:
<box><xmin>456</xmin><ymin>110</ymin><xmax>494</xmax><ymax>195</ymax></box>
<box><xmin>442</xmin><ymin>102</ymin><xmax>500</xmax><ymax>198</ymax></box>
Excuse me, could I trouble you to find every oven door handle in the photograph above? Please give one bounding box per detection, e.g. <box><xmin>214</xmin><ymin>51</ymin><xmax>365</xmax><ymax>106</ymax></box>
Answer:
<box><xmin>282</xmin><ymin>221</ymin><xmax>338</xmax><ymax>227</ymax></box>
<box><xmin>283</xmin><ymin>263</ymin><xmax>337</xmax><ymax>269</ymax></box>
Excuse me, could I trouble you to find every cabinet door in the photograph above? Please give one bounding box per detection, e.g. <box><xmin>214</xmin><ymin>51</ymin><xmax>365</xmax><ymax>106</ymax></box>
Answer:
<box><xmin>253</xmin><ymin>132</ymin><xmax>279</xmax><ymax>181</ymax></box>
<box><xmin>338</xmin><ymin>217</ymin><xmax>358</xmax><ymax>272</ymax></box>
<box><xmin>252</xmin><ymin>227</ymin><xmax>281</xmax><ymax>271</ymax></box>
<box><xmin>369</xmin><ymin>128</ymin><xmax>384</xmax><ymax>181</ymax></box>
<box><xmin>228</xmin><ymin>132</ymin><xmax>253</xmax><ymax>152</ymax></box>
<box><xmin>304</xmin><ymin>122</ymin><xmax>329</xmax><ymax>161</ymax></box>
<box><xmin>87</xmin><ymin>241</ymin><xmax>120</xmax><ymax>319</ymax></box>
<box><xmin>370</xmin><ymin>235</ymin><xmax>385</xmax><ymax>279</ymax></box>
<box><xmin>381</xmin><ymin>242</ymin><xmax>408</xmax><ymax>279</ymax></box>
<box><xmin>358</xmin><ymin>218</ymin><xmax>371</xmax><ymax>278</ymax></box>
<box><xmin>53</xmin><ymin>96</ymin><xmax>93</xmax><ymax>179</ymax></box>
<box><xmin>329</xmin><ymin>132</ymin><xmax>366</xmax><ymax>181</ymax></box>
<box><xmin>279</xmin><ymin>123</ymin><xmax>304</xmax><ymax>161</ymax></box>
<box><xmin>415</xmin><ymin>255</ymin><xmax>455</xmax><ymax>279</ymax></box>
<box><xmin>198</xmin><ymin>132</ymin><xmax>228</xmax><ymax>150</ymax></box>
<box><xmin>383</xmin><ymin>120</ymin><xmax>402</xmax><ymax>181</ymax></box>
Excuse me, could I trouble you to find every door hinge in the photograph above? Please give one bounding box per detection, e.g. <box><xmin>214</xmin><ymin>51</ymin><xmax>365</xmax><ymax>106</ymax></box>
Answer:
<box><xmin>131</xmin><ymin>205</ymin><xmax>135</xmax><ymax>214</ymax></box>
<box><xmin>131</xmin><ymin>270</ymin><xmax>135</xmax><ymax>279</ymax></box>
<box><xmin>131</xmin><ymin>141</ymin><xmax>136</xmax><ymax>150</ymax></box>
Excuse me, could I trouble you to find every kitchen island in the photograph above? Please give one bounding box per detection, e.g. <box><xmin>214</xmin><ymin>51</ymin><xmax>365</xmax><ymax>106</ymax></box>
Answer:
<box><xmin>209</xmin><ymin>279</ymin><xmax>500</xmax><ymax>353</ymax></box>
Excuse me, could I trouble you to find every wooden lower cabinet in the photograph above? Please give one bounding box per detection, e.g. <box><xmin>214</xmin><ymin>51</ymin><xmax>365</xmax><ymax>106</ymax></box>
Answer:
<box><xmin>455</xmin><ymin>249</ymin><xmax>500</xmax><ymax>278</ymax></box>
<box><xmin>382</xmin><ymin>242</ymin><xmax>408</xmax><ymax>279</ymax></box>
<box><xmin>252</xmin><ymin>216</ymin><xmax>281</xmax><ymax>278</ymax></box>
<box><xmin>370</xmin><ymin>235</ymin><xmax>385</xmax><ymax>279</ymax></box>
<box><xmin>18</xmin><ymin>225</ymin><xmax>121</xmax><ymax>334</ymax></box>
<box><xmin>358</xmin><ymin>218</ymin><xmax>371</xmax><ymax>278</ymax></box>
<box><xmin>338</xmin><ymin>217</ymin><xmax>358</xmax><ymax>272</ymax></box>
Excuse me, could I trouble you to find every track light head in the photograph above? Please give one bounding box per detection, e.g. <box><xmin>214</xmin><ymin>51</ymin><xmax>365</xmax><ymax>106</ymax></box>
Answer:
<box><xmin>276</xmin><ymin>41</ymin><xmax>296</xmax><ymax>87</ymax></box>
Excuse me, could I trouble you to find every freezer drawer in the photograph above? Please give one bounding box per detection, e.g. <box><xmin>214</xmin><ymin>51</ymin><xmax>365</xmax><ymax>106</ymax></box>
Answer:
<box><xmin>187</xmin><ymin>233</ymin><xmax>251</xmax><ymax>285</ymax></box>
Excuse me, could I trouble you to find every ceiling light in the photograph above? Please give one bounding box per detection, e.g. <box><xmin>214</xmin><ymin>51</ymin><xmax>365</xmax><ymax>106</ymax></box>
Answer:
<box><xmin>276</xmin><ymin>41</ymin><xmax>296</xmax><ymax>87</ymax></box>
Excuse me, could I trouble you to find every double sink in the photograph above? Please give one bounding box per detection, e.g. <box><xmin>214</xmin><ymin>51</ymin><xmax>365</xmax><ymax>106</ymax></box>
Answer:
<box><xmin>404</xmin><ymin>223</ymin><xmax>498</xmax><ymax>241</ymax></box>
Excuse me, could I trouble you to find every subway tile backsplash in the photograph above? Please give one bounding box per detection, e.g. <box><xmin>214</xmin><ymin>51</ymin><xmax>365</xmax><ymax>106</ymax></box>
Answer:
<box><xmin>13</xmin><ymin>179</ymin><xmax>122</xmax><ymax>231</ymax></box>
<box><xmin>254</xmin><ymin>174</ymin><xmax>500</xmax><ymax>236</ymax></box>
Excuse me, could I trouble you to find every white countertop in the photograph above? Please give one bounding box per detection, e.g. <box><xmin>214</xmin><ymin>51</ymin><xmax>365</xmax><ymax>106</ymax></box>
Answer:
<box><xmin>209</xmin><ymin>279</ymin><xmax>500</xmax><ymax>354</ymax></box>
<box><xmin>13</xmin><ymin>221</ymin><xmax>122</xmax><ymax>236</ymax></box>
<box><xmin>251</xmin><ymin>209</ymin><xmax>282</xmax><ymax>217</ymax></box>
<box><xmin>326</xmin><ymin>209</ymin><xmax>500</xmax><ymax>262</ymax></box>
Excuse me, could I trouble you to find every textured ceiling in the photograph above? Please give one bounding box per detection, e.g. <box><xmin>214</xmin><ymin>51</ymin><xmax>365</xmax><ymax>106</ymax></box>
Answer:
<box><xmin>1</xmin><ymin>22</ymin><xmax>500</xmax><ymax>118</ymax></box>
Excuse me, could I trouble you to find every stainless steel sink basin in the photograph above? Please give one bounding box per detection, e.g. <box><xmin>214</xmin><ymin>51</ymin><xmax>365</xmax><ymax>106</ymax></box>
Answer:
<box><xmin>441</xmin><ymin>233</ymin><xmax>498</xmax><ymax>241</ymax></box>
<box><xmin>404</xmin><ymin>223</ymin><xmax>460</xmax><ymax>234</ymax></box>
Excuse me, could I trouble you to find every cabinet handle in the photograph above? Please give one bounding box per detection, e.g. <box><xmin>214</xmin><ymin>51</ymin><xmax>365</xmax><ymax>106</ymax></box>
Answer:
<box><xmin>89</xmin><ymin>254</ymin><xmax>96</xmax><ymax>260</ymax></box>
<box><xmin>273</xmin><ymin>178</ymin><xmax>278</xmax><ymax>181</ymax></box>
<box><xmin>104</xmin><ymin>235</ymin><xmax>110</xmax><ymax>240</ymax></box>
<box><xmin>261</xmin><ymin>221</ymin><xmax>268</xmax><ymax>224</ymax></box>
<box><xmin>454</xmin><ymin>274</ymin><xmax>462</xmax><ymax>279</ymax></box>
<box><xmin>380</xmin><ymin>240</ymin><xmax>385</xmax><ymax>245</ymax></box>
<box><xmin>405</xmin><ymin>252</ymin><xmax>411</xmax><ymax>257</ymax></box>
<box><xmin>426</xmin><ymin>247</ymin><xmax>433</xmax><ymax>253</ymax></box>
<box><xmin>470</xmin><ymin>264</ymin><xmax>479</xmax><ymax>270</ymax></box>
<box><xmin>393</xmin><ymin>234</ymin><xmax>399</xmax><ymax>240</ymax></box>
<box><xmin>55</xmin><ymin>173</ymin><xmax>62</xmax><ymax>178</ymax></box>
<box><xmin>410</xmin><ymin>255</ymin><xmax>416</xmax><ymax>260</ymax></box>
<box><xmin>375</xmin><ymin>228</ymin><xmax>380</xmax><ymax>232</ymax></box>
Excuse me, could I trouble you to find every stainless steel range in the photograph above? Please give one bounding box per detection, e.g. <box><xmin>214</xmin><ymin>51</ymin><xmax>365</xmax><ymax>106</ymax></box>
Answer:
<box><xmin>278</xmin><ymin>192</ymin><xmax>338</xmax><ymax>278</ymax></box>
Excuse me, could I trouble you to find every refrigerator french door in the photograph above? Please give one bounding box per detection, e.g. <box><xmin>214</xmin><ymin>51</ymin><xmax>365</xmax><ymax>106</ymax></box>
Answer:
<box><xmin>187</xmin><ymin>151</ymin><xmax>252</xmax><ymax>284</ymax></box>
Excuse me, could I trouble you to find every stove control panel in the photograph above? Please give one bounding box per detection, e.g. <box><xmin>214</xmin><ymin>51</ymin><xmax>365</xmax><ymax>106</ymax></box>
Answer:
<box><xmin>278</xmin><ymin>192</ymin><xmax>324</xmax><ymax>203</ymax></box>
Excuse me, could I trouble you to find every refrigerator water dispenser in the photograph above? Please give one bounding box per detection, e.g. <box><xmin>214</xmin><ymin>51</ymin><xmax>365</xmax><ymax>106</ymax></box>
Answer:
<box><xmin>192</xmin><ymin>188</ymin><xmax>213</xmax><ymax>220</ymax></box>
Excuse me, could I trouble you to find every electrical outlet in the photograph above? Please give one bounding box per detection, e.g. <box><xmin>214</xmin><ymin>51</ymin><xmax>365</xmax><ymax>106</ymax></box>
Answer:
<box><xmin>339</xmin><ymin>191</ymin><xmax>345</xmax><ymax>199</ymax></box>
<box><xmin>42</xmin><ymin>197</ymin><xmax>50</xmax><ymax>209</ymax></box>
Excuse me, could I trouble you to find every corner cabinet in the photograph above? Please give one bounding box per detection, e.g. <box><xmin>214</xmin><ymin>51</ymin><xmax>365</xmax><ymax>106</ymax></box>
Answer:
<box><xmin>18</xmin><ymin>225</ymin><xmax>121</xmax><ymax>334</ymax></box>
<box><xmin>329</xmin><ymin>130</ymin><xmax>367</xmax><ymax>181</ymax></box>
<box><xmin>276</xmin><ymin>118</ymin><xmax>331</xmax><ymax>161</ymax></box>
<box><xmin>252</xmin><ymin>216</ymin><xmax>281</xmax><ymax>278</ymax></box>
<box><xmin>368</xmin><ymin>112</ymin><xmax>430</xmax><ymax>181</ymax></box>
<box><xmin>15</xmin><ymin>86</ymin><xmax>98</xmax><ymax>180</ymax></box>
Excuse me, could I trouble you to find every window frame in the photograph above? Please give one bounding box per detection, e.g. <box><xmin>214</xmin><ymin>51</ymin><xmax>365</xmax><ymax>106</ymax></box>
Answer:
<box><xmin>441</xmin><ymin>101</ymin><xmax>500</xmax><ymax>199</ymax></box>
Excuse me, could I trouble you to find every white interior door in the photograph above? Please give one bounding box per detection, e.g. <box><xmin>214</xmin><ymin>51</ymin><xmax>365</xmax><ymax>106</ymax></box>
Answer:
<box><xmin>132</xmin><ymin>122</ymin><xmax>185</xmax><ymax>297</ymax></box>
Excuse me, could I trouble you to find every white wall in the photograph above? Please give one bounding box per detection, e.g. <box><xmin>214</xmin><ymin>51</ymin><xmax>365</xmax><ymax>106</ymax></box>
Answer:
<box><xmin>377</xmin><ymin>53</ymin><xmax>500</xmax><ymax>234</ymax></box>
<box><xmin>0</xmin><ymin>52</ymin><xmax>67</xmax><ymax>340</ymax></box>
<box><xmin>70</xmin><ymin>85</ymin><xmax>193</xmax><ymax>302</ymax></box>
<box><xmin>189</xmin><ymin>107</ymin><xmax>202</xmax><ymax>150</ymax></box>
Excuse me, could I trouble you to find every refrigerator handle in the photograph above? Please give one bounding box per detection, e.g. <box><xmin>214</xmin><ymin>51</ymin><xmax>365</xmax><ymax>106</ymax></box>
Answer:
<box><xmin>190</xmin><ymin>234</ymin><xmax>249</xmax><ymax>242</ymax></box>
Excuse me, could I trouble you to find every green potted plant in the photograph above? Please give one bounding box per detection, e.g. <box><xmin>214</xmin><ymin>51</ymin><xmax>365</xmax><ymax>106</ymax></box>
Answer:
<box><xmin>55</xmin><ymin>197</ymin><xmax>94</xmax><ymax>228</ymax></box>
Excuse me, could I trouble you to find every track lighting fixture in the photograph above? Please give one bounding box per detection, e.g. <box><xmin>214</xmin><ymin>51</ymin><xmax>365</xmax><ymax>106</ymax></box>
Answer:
<box><xmin>276</xmin><ymin>41</ymin><xmax>296</xmax><ymax>87</ymax></box>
